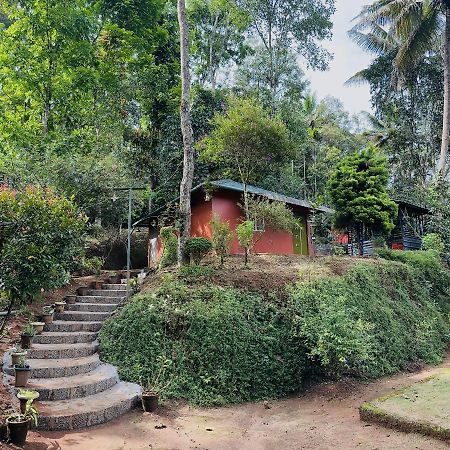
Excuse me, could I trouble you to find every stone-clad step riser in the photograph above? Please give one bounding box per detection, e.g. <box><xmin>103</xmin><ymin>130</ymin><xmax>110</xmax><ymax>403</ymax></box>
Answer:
<box><xmin>4</xmin><ymin>357</ymin><xmax>101</xmax><ymax>379</ymax></box>
<box><xmin>102</xmin><ymin>284</ymin><xmax>126</xmax><ymax>291</ymax></box>
<box><xmin>34</xmin><ymin>333</ymin><xmax>98</xmax><ymax>345</ymax></box>
<box><xmin>27</xmin><ymin>343</ymin><xmax>99</xmax><ymax>360</ymax></box>
<box><xmin>37</xmin><ymin>386</ymin><xmax>141</xmax><ymax>431</ymax></box>
<box><xmin>87</xmin><ymin>289</ymin><xmax>127</xmax><ymax>298</ymax></box>
<box><xmin>27</xmin><ymin>374</ymin><xmax>119</xmax><ymax>401</ymax></box>
<box><xmin>75</xmin><ymin>295</ymin><xmax>123</xmax><ymax>304</ymax></box>
<box><xmin>65</xmin><ymin>303</ymin><xmax>117</xmax><ymax>313</ymax></box>
<box><xmin>44</xmin><ymin>322</ymin><xmax>102</xmax><ymax>333</ymax></box>
<box><xmin>56</xmin><ymin>312</ymin><xmax>111</xmax><ymax>322</ymax></box>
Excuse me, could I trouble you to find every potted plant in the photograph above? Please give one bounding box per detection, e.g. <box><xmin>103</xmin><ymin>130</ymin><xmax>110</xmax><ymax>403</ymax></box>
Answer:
<box><xmin>141</xmin><ymin>357</ymin><xmax>173</xmax><ymax>413</ymax></box>
<box><xmin>65</xmin><ymin>295</ymin><xmax>77</xmax><ymax>304</ymax></box>
<box><xmin>92</xmin><ymin>280</ymin><xmax>104</xmax><ymax>290</ymax></box>
<box><xmin>20</xmin><ymin>323</ymin><xmax>35</xmax><ymax>349</ymax></box>
<box><xmin>17</xmin><ymin>389</ymin><xmax>39</xmax><ymax>414</ymax></box>
<box><xmin>54</xmin><ymin>301</ymin><xmax>66</xmax><ymax>314</ymax></box>
<box><xmin>77</xmin><ymin>286</ymin><xmax>89</xmax><ymax>296</ymax></box>
<box><xmin>10</xmin><ymin>344</ymin><xmax>27</xmax><ymax>366</ymax></box>
<box><xmin>14</xmin><ymin>356</ymin><xmax>32</xmax><ymax>388</ymax></box>
<box><xmin>31</xmin><ymin>321</ymin><xmax>45</xmax><ymax>335</ymax></box>
<box><xmin>42</xmin><ymin>306</ymin><xmax>54</xmax><ymax>325</ymax></box>
<box><xmin>6</xmin><ymin>401</ymin><xmax>39</xmax><ymax>446</ymax></box>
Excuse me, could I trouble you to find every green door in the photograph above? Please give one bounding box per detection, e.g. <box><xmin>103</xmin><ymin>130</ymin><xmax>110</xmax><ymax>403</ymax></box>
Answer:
<box><xmin>293</xmin><ymin>215</ymin><xmax>308</xmax><ymax>255</ymax></box>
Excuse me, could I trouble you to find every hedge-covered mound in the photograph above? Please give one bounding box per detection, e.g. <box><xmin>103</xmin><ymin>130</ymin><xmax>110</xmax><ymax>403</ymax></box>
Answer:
<box><xmin>99</xmin><ymin>252</ymin><xmax>450</xmax><ymax>406</ymax></box>
<box><xmin>99</xmin><ymin>282</ymin><xmax>307</xmax><ymax>405</ymax></box>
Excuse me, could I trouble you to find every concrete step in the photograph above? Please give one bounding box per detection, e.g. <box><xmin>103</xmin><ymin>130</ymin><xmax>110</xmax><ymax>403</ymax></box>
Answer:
<box><xmin>102</xmin><ymin>284</ymin><xmax>126</xmax><ymax>291</ymax></box>
<box><xmin>44</xmin><ymin>320</ymin><xmax>102</xmax><ymax>333</ymax></box>
<box><xmin>87</xmin><ymin>289</ymin><xmax>126</xmax><ymax>298</ymax></box>
<box><xmin>55</xmin><ymin>311</ymin><xmax>111</xmax><ymax>322</ymax></box>
<box><xmin>34</xmin><ymin>331</ymin><xmax>97</xmax><ymax>345</ymax></box>
<box><xmin>65</xmin><ymin>303</ymin><xmax>117</xmax><ymax>313</ymax></box>
<box><xmin>27</xmin><ymin>342</ymin><xmax>99</xmax><ymax>360</ymax></box>
<box><xmin>3</xmin><ymin>354</ymin><xmax>101</xmax><ymax>378</ymax></box>
<box><xmin>24</xmin><ymin>364</ymin><xmax>119</xmax><ymax>401</ymax></box>
<box><xmin>75</xmin><ymin>295</ymin><xmax>123</xmax><ymax>304</ymax></box>
<box><xmin>37</xmin><ymin>381</ymin><xmax>141</xmax><ymax>430</ymax></box>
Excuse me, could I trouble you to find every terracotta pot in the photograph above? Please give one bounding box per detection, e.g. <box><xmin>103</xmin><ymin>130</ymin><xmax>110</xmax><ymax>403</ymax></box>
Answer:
<box><xmin>42</xmin><ymin>314</ymin><xmax>53</xmax><ymax>325</ymax></box>
<box><xmin>77</xmin><ymin>286</ymin><xmax>89</xmax><ymax>296</ymax></box>
<box><xmin>6</xmin><ymin>418</ymin><xmax>29</xmax><ymax>447</ymax></box>
<box><xmin>54</xmin><ymin>302</ymin><xmax>66</xmax><ymax>314</ymax></box>
<box><xmin>141</xmin><ymin>392</ymin><xmax>159</xmax><ymax>412</ymax></box>
<box><xmin>20</xmin><ymin>334</ymin><xmax>33</xmax><ymax>350</ymax></box>
<box><xmin>11</xmin><ymin>352</ymin><xmax>27</xmax><ymax>366</ymax></box>
<box><xmin>65</xmin><ymin>295</ymin><xmax>77</xmax><ymax>304</ymax></box>
<box><xmin>92</xmin><ymin>280</ymin><xmax>104</xmax><ymax>290</ymax></box>
<box><xmin>14</xmin><ymin>365</ymin><xmax>31</xmax><ymax>388</ymax></box>
<box><xmin>31</xmin><ymin>322</ymin><xmax>44</xmax><ymax>335</ymax></box>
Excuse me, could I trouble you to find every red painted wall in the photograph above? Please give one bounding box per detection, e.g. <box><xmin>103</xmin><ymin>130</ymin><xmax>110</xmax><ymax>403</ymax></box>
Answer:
<box><xmin>191</xmin><ymin>192</ymin><xmax>213</xmax><ymax>239</ymax></box>
<box><xmin>210</xmin><ymin>189</ymin><xmax>303</xmax><ymax>255</ymax></box>
<box><xmin>149</xmin><ymin>188</ymin><xmax>312</xmax><ymax>265</ymax></box>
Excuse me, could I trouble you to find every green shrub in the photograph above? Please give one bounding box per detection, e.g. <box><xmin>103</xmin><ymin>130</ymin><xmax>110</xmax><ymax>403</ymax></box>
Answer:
<box><xmin>0</xmin><ymin>185</ymin><xmax>87</xmax><ymax>305</ymax></box>
<box><xmin>100</xmin><ymin>256</ymin><xmax>450</xmax><ymax>406</ymax></box>
<box><xmin>211</xmin><ymin>214</ymin><xmax>234</xmax><ymax>266</ymax></box>
<box><xmin>99</xmin><ymin>281</ymin><xmax>307</xmax><ymax>405</ymax></box>
<box><xmin>178</xmin><ymin>265</ymin><xmax>216</xmax><ymax>281</ymax></box>
<box><xmin>236</xmin><ymin>220</ymin><xmax>254</xmax><ymax>266</ymax></box>
<box><xmin>422</xmin><ymin>233</ymin><xmax>445</xmax><ymax>253</ymax></box>
<box><xmin>185</xmin><ymin>237</ymin><xmax>213</xmax><ymax>265</ymax></box>
<box><xmin>159</xmin><ymin>226</ymin><xmax>178</xmax><ymax>268</ymax></box>
<box><xmin>376</xmin><ymin>249</ymin><xmax>450</xmax><ymax>316</ymax></box>
<box><xmin>289</xmin><ymin>261</ymin><xmax>449</xmax><ymax>378</ymax></box>
<box><xmin>74</xmin><ymin>256</ymin><xmax>104</xmax><ymax>276</ymax></box>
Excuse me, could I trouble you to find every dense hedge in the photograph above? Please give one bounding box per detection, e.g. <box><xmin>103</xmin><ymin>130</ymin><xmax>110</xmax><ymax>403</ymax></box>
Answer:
<box><xmin>99</xmin><ymin>281</ymin><xmax>307</xmax><ymax>405</ymax></box>
<box><xmin>99</xmin><ymin>253</ymin><xmax>450</xmax><ymax>405</ymax></box>
<box><xmin>290</xmin><ymin>260</ymin><xmax>449</xmax><ymax>378</ymax></box>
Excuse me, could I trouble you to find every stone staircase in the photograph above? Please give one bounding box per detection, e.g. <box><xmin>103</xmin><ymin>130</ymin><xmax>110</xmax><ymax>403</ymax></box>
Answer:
<box><xmin>3</xmin><ymin>283</ymin><xmax>141</xmax><ymax>431</ymax></box>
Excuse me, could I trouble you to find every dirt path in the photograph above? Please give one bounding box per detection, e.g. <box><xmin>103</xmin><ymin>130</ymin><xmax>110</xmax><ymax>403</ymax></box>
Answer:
<box><xmin>23</xmin><ymin>355</ymin><xmax>450</xmax><ymax>450</ymax></box>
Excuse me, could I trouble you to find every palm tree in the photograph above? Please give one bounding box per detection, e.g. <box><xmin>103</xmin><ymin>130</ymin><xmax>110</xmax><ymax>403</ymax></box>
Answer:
<box><xmin>350</xmin><ymin>0</ymin><xmax>450</xmax><ymax>178</ymax></box>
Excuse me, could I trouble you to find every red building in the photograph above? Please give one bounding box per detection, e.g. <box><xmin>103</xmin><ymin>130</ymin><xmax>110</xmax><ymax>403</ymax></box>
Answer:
<box><xmin>138</xmin><ymin>180</ymin><xmax>331</xmax><ymax>266</ymax></box>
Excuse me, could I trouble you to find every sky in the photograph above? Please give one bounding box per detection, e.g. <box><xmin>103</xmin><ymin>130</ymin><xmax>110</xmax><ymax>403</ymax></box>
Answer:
<box><xmin>304</xmin><ymin>0</ymin><xmax>375</xmax><ymax>115</ymax></box>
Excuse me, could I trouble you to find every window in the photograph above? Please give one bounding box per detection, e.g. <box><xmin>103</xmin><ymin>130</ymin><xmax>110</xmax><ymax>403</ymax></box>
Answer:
<box><xmin>253</xmin><ymin>217</ymin><xmax>265</xmax><ymax>232</ymax></box>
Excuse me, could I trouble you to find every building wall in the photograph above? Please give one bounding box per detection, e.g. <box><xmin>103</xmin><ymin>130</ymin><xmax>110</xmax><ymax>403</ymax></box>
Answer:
<box><xmin>210</xmin><ymin>189</ymin><xmax>308</xmax><ymax>255</ymax></box>
<box><xmin>149</xmin><ymin>188</ymin><xmax>312</xmax><ymax>266</ymax></box>
<box><xmin>191</xmin><ymin>193</ymin><xmax>213</xmax><ymax>239</ymax></box>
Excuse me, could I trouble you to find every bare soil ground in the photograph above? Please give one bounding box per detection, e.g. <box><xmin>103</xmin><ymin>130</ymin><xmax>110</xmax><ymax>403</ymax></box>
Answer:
<box><xmin>142</xmin><ymin>254</ymin><xmax>372</xmax><ymax>296</ymax></box>
<box><xmin>21</xmin><ymin>353</ymin><xmax>450</xmax><ymax>450</ymax></box>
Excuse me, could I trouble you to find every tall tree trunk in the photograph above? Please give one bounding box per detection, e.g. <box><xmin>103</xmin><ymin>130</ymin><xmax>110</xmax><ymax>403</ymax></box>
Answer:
<box><xmin>177</xmin><ymin>0</ymin><xmax>195</xmax><ymax>266</ymax></box>
<box><xmin>438</xmin><ymin>6</ymin><xmax>450</xmax><ymax>177</ymax></box>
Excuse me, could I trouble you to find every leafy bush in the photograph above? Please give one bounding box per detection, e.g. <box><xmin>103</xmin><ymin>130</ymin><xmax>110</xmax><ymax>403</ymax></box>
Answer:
<box><xmin>100</xmin><ymin>256</ymin><xmax>450</xmax><ymax>406</ymax></box>
<box><xmin>289</xmin><ymin>261</ymin><xmax>449</xmax><ymax>378</ymax></box>
<box><xmin>159</xmin><ymin>227</ymin><xmax>178</xmax><ymax>268</ymax></box>
<box><xmin>376</xmin><ymin>249</ymin><xmax>450</xmax><ymax>316</ymax></box>
<box><xmin>211</xmin><ymin>214</ymin><xmax>233</xmax><ymax>266</ymax></box>
<box><xmin>74</xmin><ymin>256</ymin><xmax>104</xmax><ymax>276</ymax></box>
<box><xmin>236</xmin><ymin>220</ymin><xmax>254</xmax><ymax>266</ymax></box>
<box><xmin>99</xmin><ymin>281</ymin><xmax>307</xmax><ymax>405</ymax></box>
<box><xmin>185</xmin><ymin>237</ymin><xmax>213</xmax><ymax>265</ymax></box>
<box><xmin>422</xmin><ymin>233</ymin><xmax>445</xmax><ymax>253</ymax></box>
<box><xmin>0</xmin><ymin>185</ymin><xmax>87</xmax><ymax>304</ymax></box>
<box><xmin>178</xmin><ymin>265</ymin><xmax>216</xmax><ymax>281</ymax></box>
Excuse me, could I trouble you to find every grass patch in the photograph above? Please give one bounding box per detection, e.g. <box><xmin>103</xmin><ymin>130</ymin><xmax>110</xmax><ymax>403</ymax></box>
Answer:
<box><xmin>360</xmin><ymin>370</ymin><xmax>450</xmax><ymax>442</ymax></box>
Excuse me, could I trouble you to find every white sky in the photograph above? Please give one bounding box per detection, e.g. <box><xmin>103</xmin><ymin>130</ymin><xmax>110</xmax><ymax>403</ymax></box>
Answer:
<box><xmin>304</xmin><ymin>0</ymin><xmax>374</xmax><ymax>115</ymax></box>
